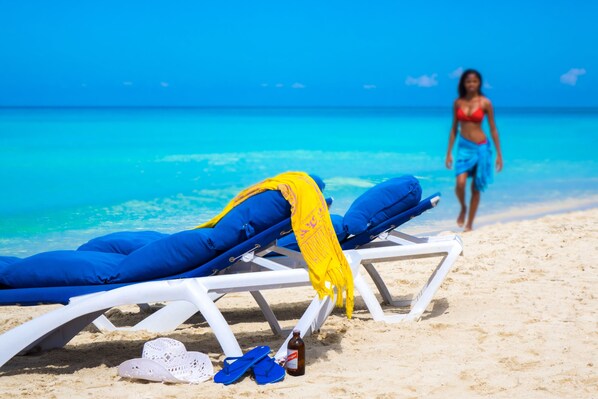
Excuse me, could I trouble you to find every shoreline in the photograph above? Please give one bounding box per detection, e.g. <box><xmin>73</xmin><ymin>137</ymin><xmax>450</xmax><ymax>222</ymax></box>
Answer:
<box><xmin>1</xmin><ymin>194</ymin><xmax>598</xmax><ymax>257</ymax></box>
<box><xmin>411</xmin><ymin>194</ymin><xmax>598</xmax><ymax>235</ymax></box>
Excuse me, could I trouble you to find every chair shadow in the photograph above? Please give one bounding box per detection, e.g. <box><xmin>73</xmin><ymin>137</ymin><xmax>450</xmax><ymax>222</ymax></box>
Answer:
<box><xmin>0</xmin><ymin>296</ymin><xmax>448</xmax><ymax>376</ymax></box>
<box><xmin>101</xmin><ymin>298</ymin><xmax>322</xmax><ymax>329</ymax></box>
<box><xmin>347</xmin><ymin>294</ymin><xmax>450</xmax><ymax>321</ymax></box>
<box><xmin>420</xmin><ymin>297</ymin><xmax>450</xmax><ymax>320</ymax></box>
<box><xmin>0</xmin><ymin>299</ymin><xmax>346</xmax><ymax>377</ymax></box>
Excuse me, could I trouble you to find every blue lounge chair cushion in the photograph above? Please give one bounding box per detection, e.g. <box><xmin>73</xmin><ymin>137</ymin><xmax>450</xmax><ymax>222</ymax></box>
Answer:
<box><xmin>0</xmin><ymin>256</ymin><xmax>20</xmax><ymax>268</ymax></box>
<box><xmin>310</xmin><ymin>174</ymin><xmax>326</xmax><ymax>191</ymax></box>
<box><xmin>212</xmin><ymin>175</ymin><xmax>325</xmax><ymax>251</ymax></box>
<box><xmin>278</xmin><ymin>214</ymin><xmax>347</xmax><ymax>251</ymax></box>
<box><xmin>77</xmin><ymin>231</ymin><xmax>169</xmax><ymax>255</ymax></box>
<box><xmin>0</xmin><ymin>229</ymin><xmax>216</xmax><ymax>287</ymax></box>
<box><xmin>0</xmin><ymin>256</ymin><xmax>22</xmax><ymax>287</ymax></box>
<box><xmin>116</xmin><ymin>228</ymin><xmax>217</xmax><ymax>282</ymax></box>
<box><xmin>0</xmin><ymin>251</ymin><xmax>126</xmax><ymax>288</ymax></box>
<box><xmin>343</xmin><ymin>176</ymin><xmax>422</xmax><ymax>235</ymax></box>
<box><xmin>209</xmin><ymin>175</ymin><xmax>324</xmax><ymax>251</ymax></box>
<box><xmin>210</xmin><ymin>191</ymin><xmax>291</xmax><ymax>250</ymax></box>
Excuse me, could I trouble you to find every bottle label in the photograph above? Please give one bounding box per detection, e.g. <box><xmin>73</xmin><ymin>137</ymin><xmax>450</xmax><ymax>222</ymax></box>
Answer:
<box><xmin>286</xmin><ymin>349</ymin><xmax>299</xmax><ymax>369</ymax></box>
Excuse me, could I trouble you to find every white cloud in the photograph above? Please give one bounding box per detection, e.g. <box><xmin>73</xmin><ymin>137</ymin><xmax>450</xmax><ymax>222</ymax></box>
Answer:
<box><xmin>122</xmin><ymin>81</ymin><xmax>133</xmax><ymax>86</ymax></box>
<box><xmin>275</xmin><ymin>83</ymin><xmax>284</xmax><ymax>88</ymax></box>
<box><xmin>405</xmin><ymin>74</ymin><xmax>438</xmax><ymax>88</ymax></box>
<box><xmin>160</xmin><ymin>82</ymin><xmax>169</xmax><ymax>88</ymax></box>
<box><xmin>483</xmin><ymin>82</ymin><xmax>493</xmax><ymax>89</ymax></box>
<box><xmin>449</xmin><ymin>67</ymin><xmax>463</xmax><ymax>79</ymax></box>
<box><xmin>363</xmin><ymin>84</ymin><xmax>377</xmax><ymax>90</ymax></box>
<box><xmin>560</xmin><ymin>68</ymin><xmax>586</xmax><ymax>86</ymax></box>
<box><xmin>291</xmin><ymin>82</ymin><xmax>305</xmax><ymax>89</ymax></box>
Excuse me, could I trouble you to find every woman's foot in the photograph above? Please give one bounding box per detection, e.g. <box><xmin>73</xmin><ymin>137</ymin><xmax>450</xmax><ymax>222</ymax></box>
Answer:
<box><xmin>457</xmin><ymin>207</ymin><xmax>467</xmax><ymax>227</ymax></box>
<box><xmin>463</xmin><ymin>225</ymin><xmax>473</xmax><ymax>232</ymax></box>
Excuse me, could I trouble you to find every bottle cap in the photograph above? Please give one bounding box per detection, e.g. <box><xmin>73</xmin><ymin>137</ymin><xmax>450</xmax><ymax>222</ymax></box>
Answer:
<box><xmin>293</xmin><ymin>328</ymin><xmax>300</xmax><ymax>334</ymax></box>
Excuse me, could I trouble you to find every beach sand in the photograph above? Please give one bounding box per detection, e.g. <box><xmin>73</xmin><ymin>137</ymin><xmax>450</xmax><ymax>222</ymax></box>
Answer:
<box><xmin>0</xmin><ymin>208</ymin><xmax>596</xmax><ymax>398</ymax></box>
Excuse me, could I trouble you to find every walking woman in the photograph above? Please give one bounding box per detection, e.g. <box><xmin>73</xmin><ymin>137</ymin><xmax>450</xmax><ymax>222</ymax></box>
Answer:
<box><xmin>445</xmin><ymin>69</ymin><xmax>503</xmax><ymax>231</ymax></box>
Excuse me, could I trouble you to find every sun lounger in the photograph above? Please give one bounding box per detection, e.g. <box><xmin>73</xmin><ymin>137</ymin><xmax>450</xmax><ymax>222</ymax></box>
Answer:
<box><xmin>143</xmin><ymin>176</ymin><xmax>463</xmax><ymax>326</ymax></box>
<box><xmin>278</xmin><ymin>176</ymin><xmax>464</xmax><ymax>323</ymax></box>
<box><xmin>0</xmin><ymin>181</ymin><xmax>359</xmax><ymax>369</ymax></box>
<box><xmin>98</xmin><ymin>176</ymin><xmax>463</xmax><ymax>331</ymax></box>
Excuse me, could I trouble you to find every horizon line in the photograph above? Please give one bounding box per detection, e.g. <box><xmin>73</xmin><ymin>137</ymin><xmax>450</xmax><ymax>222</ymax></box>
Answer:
<box><xmin>1</xmin><ymin>105</ymin><xmax>598</xmax><ymax>110</ymax></box>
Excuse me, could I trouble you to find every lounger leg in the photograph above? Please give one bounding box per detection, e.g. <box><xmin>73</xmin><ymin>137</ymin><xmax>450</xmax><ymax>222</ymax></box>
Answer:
<box><xmin>5</xmin><ymin>310</ymin><xmax>107</xmax><ymax>359</ymax></box>
<box><xmin>90</xmin><ymin>314</ymin><xmax>118</xmax><ymax>331</ymax></box>
<box><xmin>273</xmin><ymin>250</ymin><xmax>363</xmax><ymax>361</ymax></box>
<box><xmin>250</xmin><ymin>291</ymin><xmax>284</xmax><ymax>336</ymax></box>
<box><xmin>355</xmin><ymin>237</ymin><xmax>463</xmax><ymax>323</ymax></box>
<box><xmin>405</xmin><ymin>241</ymin><xmax>462</xmax><ymax>321</ymax></box>
<box><xmin>0</xmin><ymin>304</ymin><xmax>107</xmax><ymax>368</ymax></box>
<box><xmin>352</xmin><ymin>271</ymin><xmax>387</xmax><ymax>322</ymax></box>
<box><xmin>362</xmin><ymin>262</ymin><xmax>412</xmax><ymax>307</ymax></box>
<box><xmin>311</xmin><ymin>292</ymin><xmax>336</xmax><ymax>332</ymax></box>
<box><xmin>181</xmin><ymin>280</ymin><xmax>243</xmax><ymax>358</ymax></box>
<box><xmin>273</xmin><ymin>294</ymin><xmax>332</xmax><ymax>361</ymax></box>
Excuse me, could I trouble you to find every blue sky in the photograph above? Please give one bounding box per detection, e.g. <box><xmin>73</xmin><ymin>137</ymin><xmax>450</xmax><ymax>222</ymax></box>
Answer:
<box><xmin>0</xmin><ymin>1</ymin><xmax>596</xmax><ymax>107</ymax></box>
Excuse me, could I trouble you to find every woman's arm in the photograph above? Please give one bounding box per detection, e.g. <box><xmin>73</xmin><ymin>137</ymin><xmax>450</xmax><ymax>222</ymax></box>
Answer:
<box><xmin>485</xmin><ymin>100</ymin><xmax>503</xmax><ymax>172</ymax></box>
<box><xmin>445</xmin><ymin>100</ymin><xmax>459</xmax><ymax>169</ymax></box>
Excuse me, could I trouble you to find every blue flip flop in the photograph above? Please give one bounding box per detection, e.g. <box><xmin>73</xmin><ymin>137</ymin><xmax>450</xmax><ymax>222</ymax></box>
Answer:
<box><xmin>214</xmin><ymin>346</ymin><xmax>271</xmax><ymax>385</ymax></box>
<box><xmin>252</xmin><ymin>356</ymin><xmax>285</xmax><ymax>385</ymax></box>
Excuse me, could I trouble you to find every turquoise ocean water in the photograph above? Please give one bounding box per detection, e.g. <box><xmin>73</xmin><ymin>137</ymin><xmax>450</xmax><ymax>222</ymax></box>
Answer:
<box><xmin>1</xmin><ymin>107</ymin><xmax>597</xmax><ymax>256</ymax></box>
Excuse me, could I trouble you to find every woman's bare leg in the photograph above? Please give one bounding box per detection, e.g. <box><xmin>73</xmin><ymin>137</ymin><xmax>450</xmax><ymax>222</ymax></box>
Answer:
<box><xmin>455</xmin><ymin>173</ymin><xmax>468</xmax><ymax>227</ymax></box>
<box><xmin>465</xmin><ymin>180</ymin><xmax>480</xmax><ymax>232</ymax></box>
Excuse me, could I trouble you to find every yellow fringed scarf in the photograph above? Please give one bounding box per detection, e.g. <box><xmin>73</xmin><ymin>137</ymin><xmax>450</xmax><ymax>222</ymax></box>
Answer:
<box><xmin>196</xmin><ymin>171</ymin><xmax>354</xmax><ymax>318</ymax></box>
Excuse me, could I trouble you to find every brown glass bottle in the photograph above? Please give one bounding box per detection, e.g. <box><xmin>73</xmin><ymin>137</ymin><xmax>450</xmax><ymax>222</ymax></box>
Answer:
<box><xmin>286</xmin><ymin>328</ymin><xmax>305</xmax><ymax>376</ymax></box>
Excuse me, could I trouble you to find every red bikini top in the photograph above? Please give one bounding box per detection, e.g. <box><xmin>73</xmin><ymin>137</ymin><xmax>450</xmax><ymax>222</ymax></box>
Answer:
<box><xmin>456</xmin><ymin>100</ymin><xmax>485</xmax><ymax>123</ymax></box>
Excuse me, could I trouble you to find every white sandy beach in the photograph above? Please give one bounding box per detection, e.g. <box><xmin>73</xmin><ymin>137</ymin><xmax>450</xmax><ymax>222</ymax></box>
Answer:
<box><xmin>0</xmin><ymin>208</ymin><xmax>596</xmax><ymax>398</ymax></box>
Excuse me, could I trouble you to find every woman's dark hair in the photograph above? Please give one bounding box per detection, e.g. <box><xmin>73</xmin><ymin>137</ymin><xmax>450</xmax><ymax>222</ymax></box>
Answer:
<box><xmin>458</xmin><ymin>69</ymin><xmax>483</xmax><ymax>98</ymax></box>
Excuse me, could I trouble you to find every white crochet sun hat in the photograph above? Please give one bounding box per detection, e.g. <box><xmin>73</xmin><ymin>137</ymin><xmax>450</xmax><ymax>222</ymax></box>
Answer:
<box><xmin>117</xmin><ymin>338</ymin><xmax>213</xmax><ymax>384</ymax></box>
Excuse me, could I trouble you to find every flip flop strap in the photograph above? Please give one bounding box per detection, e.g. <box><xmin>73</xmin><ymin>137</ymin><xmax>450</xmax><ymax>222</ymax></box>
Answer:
<box><xmin>222</xmin><ymin>354</ymin><xmax>264</xmax><ymax>373</ymax></box>
<box><xmin>253</xmin><ymin>358</ymin><xmax>276</xmax><ymax>377</ymax></box>
<box><xmin>222</xmin><ymin>356</ymin><xmax>243</xmax><ymax>373</ymax></box>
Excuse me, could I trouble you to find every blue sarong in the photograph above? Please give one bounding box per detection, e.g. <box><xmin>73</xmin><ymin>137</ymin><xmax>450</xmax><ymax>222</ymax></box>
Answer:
<box><xmin>455</xmin><ymin>136</ymin><xmax>493</xmax><ymax>192</ymax></box>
